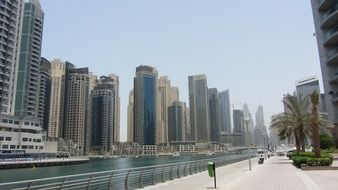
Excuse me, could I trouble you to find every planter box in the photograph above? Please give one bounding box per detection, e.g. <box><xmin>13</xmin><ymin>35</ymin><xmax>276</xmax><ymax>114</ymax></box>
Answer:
<box><xmin>301</xmin><ymin>164</ymin><xmax>337</xmax><ymax>170</ymax></box>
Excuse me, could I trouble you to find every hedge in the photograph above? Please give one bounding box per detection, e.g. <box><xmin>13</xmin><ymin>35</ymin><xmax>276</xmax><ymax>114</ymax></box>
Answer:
<box><xmin>306</xmin><ymin>158</ymin><xmax>332</xmax><ymax>167</ymax></box>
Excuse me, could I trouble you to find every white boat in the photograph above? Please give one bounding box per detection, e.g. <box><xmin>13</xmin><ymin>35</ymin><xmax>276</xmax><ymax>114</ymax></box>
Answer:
<box><xmin>172</xmin><ymin>152</ymin><xmax>180</xmax><ymax>157</ymax></box>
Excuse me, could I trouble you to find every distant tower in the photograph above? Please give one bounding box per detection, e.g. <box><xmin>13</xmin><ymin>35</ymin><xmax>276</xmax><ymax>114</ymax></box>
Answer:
<box><xmin>218</xmin><ymin>90</ymin><xmax>232</xmax><ymax>133</ymax></box>
<box><xmin>208</xmin><ymin>88</ymin><xmax>220</xmax><ymax>143</ymax></box>
<box><xmin>64</xmin><ymin>68</ymin><xmax>90</xmax><ymax>155</ymax></box>
<box><xmin>48</xmin><ymin>59</ymin><xmax>65</xmax><ymax>138</ymax></box>
<box><xmin>0</xmin><ymin>0</ymin><xmax>24</xmax><ymax>115</ymax></box>
<box><xmin>15</xmin><ymin>0</ymin><xmax>44</xmax><ymax>117</ymax></box>
<box><xmin>38</xmin><ymin>57</ymin><xmax>51</xmax><ymax>134</ymax></box>
<box><xmin>168</xmin><ymin>101</ymin><xmax>187</xmax><ymax>142</ymax></box>
<box><xmin>188</xmin><ymin>74</ymin><xmax>210</xmax><ymax>143</ymax></box>
<box><xmin>108</xmin><ymin>74</ymin><xmax>120</xmax><ymax>143</ymax></box>
<box><xmin>233</xmin><ymin>109</ymin><xmax>244</xmax><ymax>133</ymax></box>
<box><xmin>134</xmin><ymin>66</ymin><xmax>158</xmax><ymax>145</ymax></box>
<box><xmin>127</xmin><ymin>90</ymin><xmax>134</xmax><ymax>142</ymax></box>
<box><xmin>91</xmin><ymin>76</ymin><xmax>116</xmax><ymax>154</ymax></box>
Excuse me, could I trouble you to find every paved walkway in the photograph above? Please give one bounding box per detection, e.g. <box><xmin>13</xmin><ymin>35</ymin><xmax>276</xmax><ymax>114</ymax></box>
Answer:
<box><xmin>145</xmin><ymin>156</ymin><xmax>338</xmax><ymax>190</ymax></box>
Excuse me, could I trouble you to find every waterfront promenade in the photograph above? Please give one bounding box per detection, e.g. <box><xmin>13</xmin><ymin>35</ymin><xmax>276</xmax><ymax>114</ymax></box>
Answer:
<box><xmin>145</xmin><ymin>156</ymin><xmax>338</xmax><ymax>190</ymax></box>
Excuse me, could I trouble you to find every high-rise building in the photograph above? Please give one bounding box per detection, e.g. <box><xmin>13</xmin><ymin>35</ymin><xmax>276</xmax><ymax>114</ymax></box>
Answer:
<box><xmin>168</xmin><ymin>101</ymin><xmax>186</xmax><ymax>142</ymax></box>
<box><xmin>90</xmin><ymin>76</ymin><xmax>116</xmax><ymax>154</ymax></box>
<box><xmin>38</xmin><ymin>57</ymin><xmax>51</xmax><ymax>133</ymax></box>
<box><xmin>108</xmin><ymin>74</ymin><xmax>120</xmax><ymax>143</ymax></box>
<box><xmin>157</xmin><ymin>76</ymin><xmax>179</xmax><ymax>144</ymax></box>
<box><xmin>15</xmin><ymin>0</ymin><xmax>44</xmax><ymax>117</ymax></box>
<box><xmin>48</xmin><ymin>59</ymin><xmax>65</xmax><ymax>138</ymax></box>
<box><xmin>185</xmin><ymin>107</ymin><xmax>191</xmax><ymax>141</ymax></box>
<box><xmin>134</xmin><ymin>66</ymin><xmax>158</xmax><ymax>145</ymax></box>
<box><xmin>208</xmin><ymin>88</ymin><xmax>220</xmax><ymax>143</ymax></box>
<box><xmin>233</xmin><ymin>109</ymin><xmax>244</xmax><ymax>133</ymax></box>
<box><xmin>311</xmin><ymin>1</ymin><xmax>337</xmax><ymax>125</ymax></box>
<box><xmin>243</xmin><ymin>103</ymin><xmax>254</xmax><ymax>145</ymax></box>
<box><xmin>218</xmin><ymin>90</ymin><xmax>232</xmax><ymax>133</ymax></box>
<box><xmin>188</xmin><ymin>74</ymin><xmax>210</xmax><ymax>143</ymax></box>
<box><xmin>255</xmin><ymin>106</ymin><xmax>268</xmax><ymax>147</ymax></box>
<box><xmin>59</xmin><ymin>62</ymin><xmax>75</xmax><ymax>138</ymax></box>
<box><xmin>127</xmin><ymin>90</ymin><xmax>134</xmax><ymax>142</ymax></box>
<box><xmin>0</xmin><ymin>0</ymin><xmax>24</xmax><ymax>115</ymax></box>
<box><xmin>157</xmin><ymin>76</ymin><xmax>171</xmax><ymax>144</ymax></box>
<box><xmin>64</xmin><ymin>68</ymin><xmax>89</xmax><ymax>155</ymax></box>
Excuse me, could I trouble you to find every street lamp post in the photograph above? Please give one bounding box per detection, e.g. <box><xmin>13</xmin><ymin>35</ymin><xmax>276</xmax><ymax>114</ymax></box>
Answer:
<box><xmin>244</xmin><ymin>118</ymin><xmax>252</xmax><ymax>171</ymax></box>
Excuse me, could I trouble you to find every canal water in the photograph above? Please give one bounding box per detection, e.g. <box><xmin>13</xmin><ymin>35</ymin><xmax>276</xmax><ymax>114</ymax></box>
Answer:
<box><xmin>0</xmin><ymin>153</ymin><xmax>247</xmax><ymax>183</ymax></box>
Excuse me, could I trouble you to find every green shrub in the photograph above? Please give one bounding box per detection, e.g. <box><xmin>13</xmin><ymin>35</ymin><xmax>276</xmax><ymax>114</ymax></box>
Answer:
<box><xmin>292</xmin><ymin>156</ymin><xmax>309</xmax><ymax>168</ymax></box>
<box><xmin>292</xmin><ymin>152</ymin><xmax>314</xmax><ymax>158</ymax></box>
<box><xmin>306</xmin><ymin>157</ymin><xmax>332</xmax><ymax>166</ymax></box>
<box><xmin>320</xmin><ymin>134</ymin><xmax>336</xmax><ymax>149</ymax></box>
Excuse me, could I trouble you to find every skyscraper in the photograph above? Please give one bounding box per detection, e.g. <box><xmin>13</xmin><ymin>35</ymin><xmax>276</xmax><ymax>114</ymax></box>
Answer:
<box><xmin>15</xmin><ymin>0</ymin><xmax>44</xmax><ymax>117</ymax></box>
<box><xmin>127</xmin><ymin>90</ymin><xmax>134</xmax><ymax>142</ymax></box>
<box><xmin>64</xmin><ymin>68</ymin><xmax>89</xmax><ymax>155</ymax></box>
<box><xmin>189</xmin><ymin>74</ymin><xmax>210</xmax><ymax>143</ymax></box>
<box><xmin>168</xmin><ymin>101</ymin><xmax>186</xmax><ymax>142</ymax></box>
<box><xmin>108</xmin><ymin>74</ymin><xmax>120</xmax><ymax>143</ymax></box>
<box><xmin>255</xmin><ymin>105</ymin><xmax>268</xmax><ymax>147</ymax></box>
<box><xmin>134</xmin><ymin>65</ymin><xmax>158</xmax><ymax>145</ymax></box>
<box><xmin>157</xmin><ymin>76</ymin><xmax>179</xmax><ymax>144</ymax></box>
<box><xmin>233</xmin><ymin>109</ymin><xmax>244</xmax><ymax>133</ymax></box>
<box><xmin>157</xmin><ymin>76</ymin><xmax>171</xmax><ymax>144</ymax></box>
<box><xmin>38</xmin><ymin>57</ymin><xmax>51</xmax><ymax>133</ymax></box>
<box><xmin>0</xmin><ymin>0</ymin><xmax>24</xmax><ymax>115</ymax></box>
<box><xmin>91</xmin><ymin>76</ymin><xmax>116</xmax><ymax>154</ymax></box>
<box><xmin>218</xmin><ymin>90</ymin><xmax>232</xmax><ymax>133</ymax></box>
<box><xmin>48</xmin><ymin>59</ymin><xmax>65</xmax><ymax>138</ymax></box>
<box><xmin>311</xmin><ymin>1</ymin><xmax>337</xmax><ymax>128</ymax></box>
<box><xmin>208</xmin><ymin>88</ymin><xmax>220</xmax><ymax>143</ymax></box>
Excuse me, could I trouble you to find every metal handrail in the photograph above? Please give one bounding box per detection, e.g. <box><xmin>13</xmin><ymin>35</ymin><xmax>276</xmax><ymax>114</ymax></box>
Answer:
<box><xmin>0</xmin><ymin>152</ymin><xmax>253</xmax><ymax>190</ymax></box>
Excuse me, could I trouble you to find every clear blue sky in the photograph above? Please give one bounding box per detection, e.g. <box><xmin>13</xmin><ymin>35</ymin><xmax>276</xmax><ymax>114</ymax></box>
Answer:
<box><xmin>40</xmin><ymin>0</ymin><xmax>322</xmax><ymax>141</ymax></box>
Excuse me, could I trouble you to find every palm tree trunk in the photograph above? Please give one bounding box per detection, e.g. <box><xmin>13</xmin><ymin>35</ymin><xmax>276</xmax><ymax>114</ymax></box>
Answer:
<box><xmin>298</xmin><ymin>128</ymin><xmax>306</xmax><ymax>152</ymax></box>
<box><xmin>294</xmin><ymin>132</ymin><xmax>300</xmax><ymax>151</ymax></box>
<box><xmin>311</xmin><ymin>105</ymin><xmax>321</xmax><ymax>158</ymax></box>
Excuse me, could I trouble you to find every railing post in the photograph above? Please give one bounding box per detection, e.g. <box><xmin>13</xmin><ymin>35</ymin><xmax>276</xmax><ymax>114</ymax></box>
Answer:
<box><xmin>161</xmin><ymin>167</ymin><xmax>165</xmax><ymax>182</ymax></box>
<box><xmin>125</xmin><ymin>170</ymin><xmax>131</xmax><ymax>190</ymax></box>
<box><xmin>139</xmin><ymin>170</ymin><xmax>144</xmax><ymax>188</ymax></box>
<box><xmin>189</xmin><ymin>163</ymin><xmax>192</xmax><ymax>175</ymax></box>
<box><xmin>183</xmin><ymin>163</ymin><xmax>186</xmax><ymax>176</ymax></box>
<box><xmin>87</xmin><ymin>175</ymin><xmax>93</xmax><ymax>190</ymax></box>
<box><xmin>177</xmin><ymin>164</ymin><xmax>180</xmax><ymax>178</ymax></box>
<box><xmin>108</xmin><ymin>172</ymin><xmax>115</xmax><ymax>190</ymax></box>
<box><xmin>60</xmin><ymin>178</ymin><xmax>67</xmax><ymax>190</ymax></box>
<box><xmin>169</xmin><ymin>166</ymin><xmax>173</xmax><ymax>180</ymax></box>
<box><xmin>26</xmin><ymin>182</ymin><xmax>32</xmax><ymax>190</ymax></box>
<box><xmin>152</xmin><ymin>168</ymin><xmax>156</xmax><ymax>185</ymax></box>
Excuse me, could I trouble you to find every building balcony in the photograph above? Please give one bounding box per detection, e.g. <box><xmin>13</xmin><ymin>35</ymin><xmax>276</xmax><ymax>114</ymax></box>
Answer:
<box><xmin>330</xmin><ymin>73</ymin><xmax>338</xmax><ymax>83</ymax></box>
<box><xmin>325</xmin><ymin>25</ymin><xmax>338</xmax><ymax>46</ymax></box>
<box><xmin>327</xmin><ymin>47</ymin><xmax>338</xmax><ymax>65</ymax></box>
<box><xmin>321</xmin><ymin>4</ymin><xmax>338</xmax><ymax>28</ymax></box>
<box><xmin>319</xmin><ymin>0</ymin><xmax>336</xmax><ymax>12</ymax></box>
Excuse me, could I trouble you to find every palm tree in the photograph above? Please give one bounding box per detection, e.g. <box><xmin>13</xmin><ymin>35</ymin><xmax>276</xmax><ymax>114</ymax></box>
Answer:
<box><xmin>310</xmin><ymin>91</ymin><xmax>320</xmax><ymax>158</ymax></box>
<box><xmin>271</xmin><ymin>94</ymin><xmax>310</xmax><ymax>152</ymax></box>
<box><xmin>271</xmin><ymin>93</ymin><xmax>332</xmax><ymax>152</ymax></box>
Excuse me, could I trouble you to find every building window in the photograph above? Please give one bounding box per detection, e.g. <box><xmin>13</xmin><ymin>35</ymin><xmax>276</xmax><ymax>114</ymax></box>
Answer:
<box><xmin>10</xmin><ymin>145</ymin><xmax>15</xmax><ymax>149</ymax></box>
<box><xmin>37</xmin><ymin>139</ymin><xmax>41</xmax><ymax>142</ymax></box>
<box><xmin>0</xmin><ymin>136</ymin><xmax>3</xmax><ymax>141</ymax></box>
<box><xmin>8</xmin><ymin>120</ymin><xmax>13</xmax><ymax>124</ymax></box>
<box><xmin>22</xmin><ymin>145</ymin><xmax>27</xmax><ymax>149</ymax></box>
<box><xmin>2</xmin><ymin>145</ymin><xmax>8</xmax><ymax>149</ymax></box>
<box><xmin>5</xmin><ymin>137</ymin><xmax>11</xmax><ymax>141</ymax></box>
<box><xmin>29</xmin><ymin>146</ymin><xmax>34</xmax><ymax>149</ymax></box>
<box><xmin>14</xmin><ymin>120</ymin><xmax>19</xmax><ymax>125</ymax></box>
<box><xmin>24</xmin><ymin>122</ymin><xmax>29</xmax><ymax>125</ymax></box>
<box><xmin>22</xmin><ymin>138</ymin><xmax>28</xmax><ymax>142</ymax></box>
<box><xmin>2</xmin><ymin>119</ymin><xmax>8</xmax><ymax>123</ymax></box>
